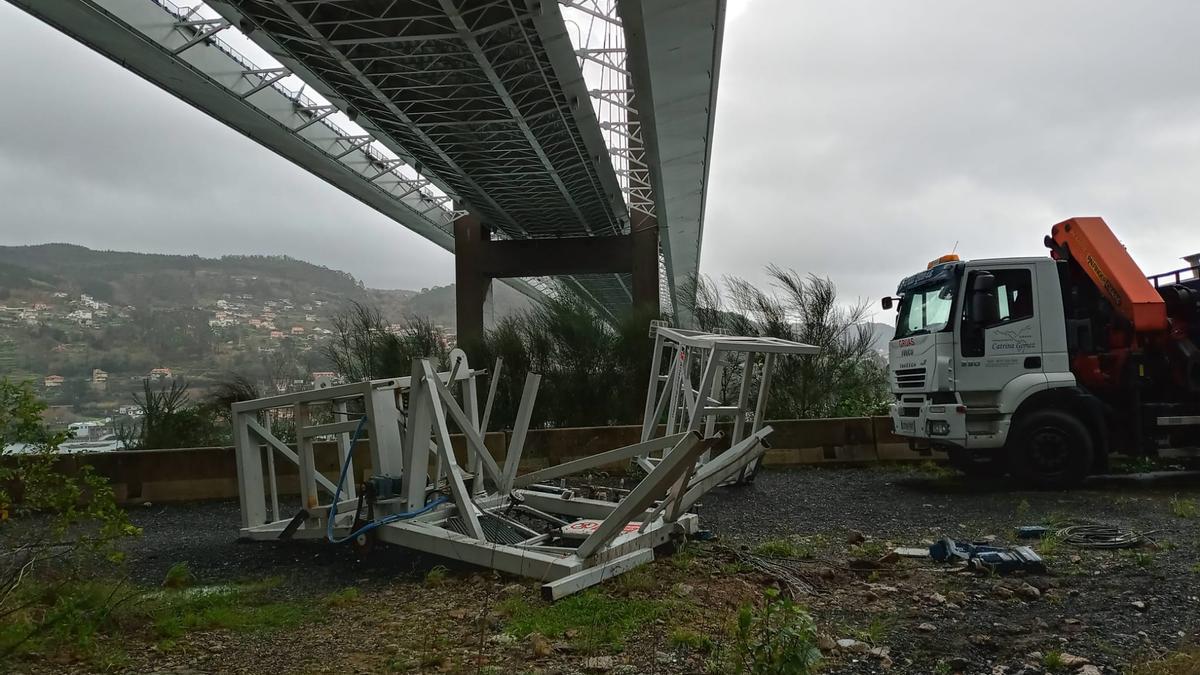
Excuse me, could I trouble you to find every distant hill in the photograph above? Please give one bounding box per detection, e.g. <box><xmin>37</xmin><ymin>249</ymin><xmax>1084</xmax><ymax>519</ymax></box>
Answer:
<box><xmin>0</xmin><ymin>244</ymin><xmax>366</xmax><ymax>309</ymax></box>
<box><xmin>0</xmin><ymin>243</ymin><xmax>536</xmax><ymax>327</ymax></box>
<box><xmin>864</xmin><ymin>322</ymin><xmax>894</xmax><ymax>352</ymax></box>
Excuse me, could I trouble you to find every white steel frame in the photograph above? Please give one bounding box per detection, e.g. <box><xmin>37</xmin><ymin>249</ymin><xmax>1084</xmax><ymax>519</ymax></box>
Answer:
<box><xmin>232</xmin><ymin>350</ymin><xmax>765</xmax><ymax>599</ymax></box>
<box><xmin>637</xmin><ymin>326</ymin><xmax>820</xmax><ymax>482</ymax></box>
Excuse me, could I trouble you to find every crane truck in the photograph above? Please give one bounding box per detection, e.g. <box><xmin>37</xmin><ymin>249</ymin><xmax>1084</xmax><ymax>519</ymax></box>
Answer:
<box><xmin>882</xmin><ymin>217</ymin><xmax>1200</xmax><ymax>487</ymax></box>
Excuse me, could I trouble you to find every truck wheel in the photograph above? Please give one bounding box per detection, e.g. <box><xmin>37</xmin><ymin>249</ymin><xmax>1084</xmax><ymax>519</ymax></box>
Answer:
<box><xmin>1007</xmin><ymin>410</ymin><xmax>1093</xmax><ymax>489</ymax></box>
<box><xmin>946</xmin><ymin>448</ymin><xmax>1003</xmax><ymax>478</ymax></box>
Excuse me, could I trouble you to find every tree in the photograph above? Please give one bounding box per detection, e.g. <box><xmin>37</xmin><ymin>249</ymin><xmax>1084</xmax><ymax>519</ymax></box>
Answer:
<box><xmin>322</xmin><ymin>301</ymin><xmax>449</xmax><ymax>381</ymax></box>
<box><xmin>116</xmin><ymin>379</ymin><xmax>221</xmax><ymax>450</ymax></box>
<box><xmin>696</xmin><ymin>266</ymin><xmax>890</xmax><ymax>419</ymax></box>
<box><xmin>0</xmin><ymin>380</ymin><xmax>138</xmax><ymax>660</ymax></box>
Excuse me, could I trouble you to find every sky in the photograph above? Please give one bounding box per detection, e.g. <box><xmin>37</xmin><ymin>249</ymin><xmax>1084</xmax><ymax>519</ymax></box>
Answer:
<box><xmin>2</xmin><ymin>1</ymin><xmax>1200</xmax><ymax>314</ymax></box>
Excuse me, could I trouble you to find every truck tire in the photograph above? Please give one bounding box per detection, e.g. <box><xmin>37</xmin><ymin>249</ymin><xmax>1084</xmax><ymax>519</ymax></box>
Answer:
<box><xmin>1007</xmin><ymin>409</ymin><xmax>1094</xmax><ymax>489</ymax></box>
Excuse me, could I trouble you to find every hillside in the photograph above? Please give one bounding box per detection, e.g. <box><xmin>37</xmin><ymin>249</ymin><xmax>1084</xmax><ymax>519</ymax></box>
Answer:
<box><xmin>0</xmin><ymin>244</ymin><xmax>534</xmax><ymax>421</ymax></box>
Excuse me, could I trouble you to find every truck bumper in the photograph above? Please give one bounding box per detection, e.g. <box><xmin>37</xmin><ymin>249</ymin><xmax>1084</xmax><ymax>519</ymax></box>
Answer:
<box><xmin>889</xmin><ymin>401</ymin><xmax>968</xmax><ymax>449</ymax></box>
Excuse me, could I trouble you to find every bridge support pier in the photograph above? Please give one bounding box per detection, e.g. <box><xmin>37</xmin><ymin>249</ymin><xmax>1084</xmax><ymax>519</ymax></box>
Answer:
<box><xmin>454</xmin><ymin>214</ymin><xmax>660</xmax><ymax>348</ymax></box>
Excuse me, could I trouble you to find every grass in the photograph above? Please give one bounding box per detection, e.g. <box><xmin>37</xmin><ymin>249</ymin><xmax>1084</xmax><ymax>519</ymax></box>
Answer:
<box><xmin>1127</xmin><ymin>648</ymin><xmax>1200</xmax><ymax>675</ymax></box>
<box><xmin>149</xmin><ymin>578</ymin><xmax>310</xmax><ymax>643</ymax></box>
<box><xmin>1170</xmin><ymin>495</ymin><xmax>1198</xmax><ymax>519</ymax></box>
<box><xmin>424</xmin><ymin>565</ymin><xmax>449</xmax><ymax>587</ymax></box>
<box><xmin>849</xmin><ymin>539</ymin><xmax>889</xmax><ymax>560</ymax></box>
<box><xmin>321</xmin><ymin>586</ymin><xmax>360</xmax><ymax>608</ymax></box>
<box><xmin>162</xmin><ymin>562</ymin><xmax>195</xmax><ymax>589</ymax></box>
<box><xmin>499</xmin><ymin>589</ymin><xmax>668</xmax><ymax>651</ymax></box>
<box><xmin>668</xmin><ymin>550</ymin><xmax>696</xmax><ymax>571</ymax></box>
<box><xmin>0</xmin><ymin>573</ymin><xmax>313</xmax><ymax>667</ymax></box>
<box><xmin>1037</xmin><ymin>530</ymin><xmax>1063</xmax><ymax>558</ymax></box>
<box><xmin>907</xmin><ymin>459</ymin><xmax>957</xmax><ymax>480</ymax></box>
<box><xmin>752</xmin><ymin>534</ymin><xmax>827</xmax><ymax>559</ymax></box>
<box><xmin>615</xmin><ymin>566</ymin><xmax>657</xmax><ymax>593</ymax></box>
<box><xmin>753</xmin><ymin>537</ymin><xmax>803</xmax><ymax>558</ymax></box>
<box><xmin>1191</xmin><ymin>562</ymin><xmax>1200</xmax><ymax>574</ymax></box>
<box><xmin>1114</xmin><ymin>547</ymin><xmax>1157</xmax><ymax>569</ymax></box>
<box><xmin>859</xmin><ymin>614</ymin><xmax>895</xmax><ymax>645</ymax></box>
<box><xmin>1043</xmin><ymin>650</ymin><xmax>1067</xmax><ymax>672</ymax></box>
<box><xmin>669</xmin><ymin>627</ymin><xmax>714</xmax><ymax>652</ymax></box>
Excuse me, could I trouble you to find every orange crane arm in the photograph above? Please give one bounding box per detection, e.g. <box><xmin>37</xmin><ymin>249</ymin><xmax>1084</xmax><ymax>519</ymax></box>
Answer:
<box><xmin>1050</xmin><ymin>217</ymin><xmax>1168</xmax><ymax>332</ymax></box>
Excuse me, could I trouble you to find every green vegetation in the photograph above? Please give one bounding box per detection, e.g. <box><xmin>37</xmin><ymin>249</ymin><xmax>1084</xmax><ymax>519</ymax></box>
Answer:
<box><xmin>670</xmin><ymin>627</ymin><xmax>714</xmax><ymax>652</ymax></box>
<box><xmin>150</xmin><ymin>579</ymin><xmax>309</xmax><ymax>645</ymax></box>
<box><xmin>753</xmin><ymin>535</ymin><xmax>826</xmax><ymax>559</ymax></box>
<box><xmin>2</xmin><ymin>574</ymin><xmax>313</xmax><ymax>664</ymax></box>
<box><xmin>323</xmin><ymin>301</ymin><xmax>451</xmax><ymax>382</ymax></box>
<box><xmin>322</xmin><ymin>587</ymin><xmax>360</xmax><ymax>608</ymax></box>
<box><xmin>615</xmin><ymin>566</ymin><xmax>657</xmax><ymax>593</ymax></box>
<box><xmin>1127</xmin><ymin>648</ymin><xmax>1200</xmax><ymax>675</ymax></box>
<box><xmin>0</xmin><ymin>380</ymin><xmax>138</xmax><ymax>665</ymax></box>
<box><xmin>162</xmin><ymin>562</ymin><xmax>195</xmax><ymax>589</ymax></box>
<box><xmin>729</xmin><ymin>589</ymin><xmax>821</xmax><ymax>674</ymax></box>
<box><xmin>424</xmin><ymin>565</ymin><xmax>449</xmax><ymax>587</ymax></box>
<box><xmin>855</xmin><ymin>614</ymin><xmax>896</xmax><ymax>645</ymax></box>
<box><xmin>469</xmin><ymin>268</ymin><xmax>889</xmax><ymax>429</ymax></box>
<box><xmin>1170</xmin><ymin>495</ymin><xmax>1198</xmax><ymax>519</ymax></box>
<box><xmin>500</xmin><ymin>589</ymin><xmax>667</xmax><ymax>651</ymax></box>
<box><xmin>116</xmin><ymin>379</ymin><xmax>227</xmax><ymax>449</ymax></box>
<box><xmin>1042</xmin><ymin>651</ymin><xmax>1067</xmax><ymax>672</ymax></box>
<box><xmin>849</xmin><ymin>539</ymin><xmax>889</xmax><ymax>560</ymax></box>
<box><xmin>1037</xmin><ymin>530</ymin><xmax>1063</xmax><ymax>558</ymax></box>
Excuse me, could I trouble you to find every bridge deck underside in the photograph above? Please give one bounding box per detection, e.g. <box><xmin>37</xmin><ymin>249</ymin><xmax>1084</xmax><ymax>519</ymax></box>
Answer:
<box><xmin>218</xmin><ymin>0</ymin><xmax>634</xmax><ymax>309</ymax></box>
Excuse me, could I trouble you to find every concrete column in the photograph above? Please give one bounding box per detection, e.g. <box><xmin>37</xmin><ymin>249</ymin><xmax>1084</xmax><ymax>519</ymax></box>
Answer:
<box><xmin>454</xmin><ymin>214</ymin><xmax>491</xmax><ymax>349</ymax></box>
<box><xmin>631</xmin><ymin>211</ymin><xmax>660</xmax><ymax>317</ymax></box>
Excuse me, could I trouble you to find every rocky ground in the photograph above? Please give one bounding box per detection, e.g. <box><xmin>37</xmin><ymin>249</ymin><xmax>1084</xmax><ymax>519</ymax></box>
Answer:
<box><xmin>14</xmin><ymin>465</ymin><xmax>1200</xmax><ymax>674</ymax></box>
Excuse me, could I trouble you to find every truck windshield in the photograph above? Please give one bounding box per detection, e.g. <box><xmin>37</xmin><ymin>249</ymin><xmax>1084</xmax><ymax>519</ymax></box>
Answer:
<box><xmin>895</xmin><ymin>279</ymin><xmax>956</xmax><ymax>339</ymax></box>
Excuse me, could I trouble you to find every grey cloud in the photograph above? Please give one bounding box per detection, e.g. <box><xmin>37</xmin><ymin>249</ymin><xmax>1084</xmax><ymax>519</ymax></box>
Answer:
<box><xmin>0</xmin><ymin>4</ymin><xmax>452</xmax><ymax>290</ymax></box>
<box><xmin>1</xmin><ymin>1</ymin><xmax>1198</xmax><ymax>306</ymax></box>
<box><xmin>704</xmin><ymin>0</ymin><xmax>1200</xmax><ymax>317</ymax></box>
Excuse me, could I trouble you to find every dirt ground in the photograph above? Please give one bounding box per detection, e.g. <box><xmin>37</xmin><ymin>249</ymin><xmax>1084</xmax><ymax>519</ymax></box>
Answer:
<box><xmin>16</xmin><ymin>465</ymin><xmax>1200</xmax><ymax>674</ymax></box>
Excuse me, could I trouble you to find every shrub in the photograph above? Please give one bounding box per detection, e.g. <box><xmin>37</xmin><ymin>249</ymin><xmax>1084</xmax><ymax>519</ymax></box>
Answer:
<box><xmin>732</xmin><ymin>589</ymin><xmax>822</xmax><ymax>674</ymax></box>
<box><xmin>0</xmin><ymin>379</ymin><xmax>138</xmax><ymax>662</ymax></box>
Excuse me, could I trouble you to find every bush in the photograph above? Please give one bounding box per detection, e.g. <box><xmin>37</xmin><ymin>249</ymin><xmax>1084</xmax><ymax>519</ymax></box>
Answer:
<box><xmin>731</xmin><ymin>589</ymin><xmax>822</xmax><ymax>675</ymax></box>
<box><xmin>115</xmin><ymin>379</ymin><xmax>223</xmax><ymax>450</ymax></box>
<box><xmin>0</xmin><ymin>379</ymin><xmax>138</xmax><ymax>662</ymax></box>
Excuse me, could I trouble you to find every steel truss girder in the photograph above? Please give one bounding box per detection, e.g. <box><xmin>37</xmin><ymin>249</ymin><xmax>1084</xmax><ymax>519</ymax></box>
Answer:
<box><xmin>5</xmin><ymin>0</ymin><xmax>554</xmax><ymax>307</ymax></box>
<box><xmin>206</xmin><ymin>0</ymin><xmax>635</xmax><ymax>310</ymax></box>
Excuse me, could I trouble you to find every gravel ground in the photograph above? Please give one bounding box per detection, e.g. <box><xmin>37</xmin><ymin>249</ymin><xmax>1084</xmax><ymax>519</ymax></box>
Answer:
<box><xmin>55</xmin><ymin>466</ymin><xmax>1200</xmax><ymax>673</ymax></box>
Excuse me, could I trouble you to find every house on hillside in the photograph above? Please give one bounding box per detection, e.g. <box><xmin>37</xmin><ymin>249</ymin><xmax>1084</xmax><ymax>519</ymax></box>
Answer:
<box><xmin>290</xmin><ymin>326</ymin><xmax>304</xmax><ymax>335</ymax></box>
<box><xmin>43</xmin><ymin>375</ymin><xmax>64</xmax><ymax>388</ymax></box>
<box><xmin>149</xmin><ymin>367</ymin><xmax>172</xmax><ymax>381</ymax></box>
<box><xmin>270</xmin><ymin>330</ymin><xmax>284</xmax><ymax>339</ymax></box>
<box><xmin>91</xmin><ymin>369</ymin><xmax>108</xmax><ymax>391</ymax></box>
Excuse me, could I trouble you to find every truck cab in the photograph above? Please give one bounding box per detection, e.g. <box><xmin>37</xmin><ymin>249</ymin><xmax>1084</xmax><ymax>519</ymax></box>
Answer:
<box><xmin>888</xmin><ymin>255</ymin><xmax>1087</xmax><ymax>485</ymax></box>
<box><xmin>886</xmin><ymin>218</ymin><xmax>1200</xmax><ymax>487</ymax></box>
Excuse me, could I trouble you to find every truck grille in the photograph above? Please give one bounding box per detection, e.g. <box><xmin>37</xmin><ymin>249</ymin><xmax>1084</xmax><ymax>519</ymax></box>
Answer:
<box><xmin>894</xmin><ymin>367</ymin><xmax>926</xmax><ymax>389</ymax></box>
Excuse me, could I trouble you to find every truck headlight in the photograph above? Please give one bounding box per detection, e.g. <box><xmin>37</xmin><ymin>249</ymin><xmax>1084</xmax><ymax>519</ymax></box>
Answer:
<box><xmin>927</xmin><ymin>420</ymin><xmax>951</xmax><ymax>436</ymax></box>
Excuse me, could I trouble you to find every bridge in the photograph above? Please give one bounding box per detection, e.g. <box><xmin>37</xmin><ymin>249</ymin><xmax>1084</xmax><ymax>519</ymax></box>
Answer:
<box><xmin>9</xmin><ymin>0</ymin><xmax>726</xmax><ymax>341</ymax></box>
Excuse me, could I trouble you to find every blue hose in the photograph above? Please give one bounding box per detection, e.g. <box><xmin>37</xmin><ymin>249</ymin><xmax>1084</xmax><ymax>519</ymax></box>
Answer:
<box><xmin>326</xmin><ymin>415</ymin><xmax>449</xmax><ymax>544</ymax></box>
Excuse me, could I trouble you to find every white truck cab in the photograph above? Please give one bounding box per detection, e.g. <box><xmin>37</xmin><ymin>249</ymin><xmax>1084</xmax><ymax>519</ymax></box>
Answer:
<box><xmin>887</xmin><ymin>256</ymin><xmax>1078</xmax><ymax>476</ymax></box>
<box><xmin>886</xmin><ymin>219</ymin><xmax>1200</xmax><ymax>487</ymax></box>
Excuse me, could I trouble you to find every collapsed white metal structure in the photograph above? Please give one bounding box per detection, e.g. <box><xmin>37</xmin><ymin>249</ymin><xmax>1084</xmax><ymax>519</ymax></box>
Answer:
<box><xmin>232</xmin><ymin>348</ymin><xmax>780</xmax><ymax>599</ymax></box>
<box><xmin>637</xmin><ymin>327</ymin><xmax>821</xmax><ymax>483</ymax></box>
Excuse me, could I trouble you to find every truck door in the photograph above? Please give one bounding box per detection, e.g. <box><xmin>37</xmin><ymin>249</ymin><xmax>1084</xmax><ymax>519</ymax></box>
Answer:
<box><xmin>957</xmin><ymin>265</ymin><xmax>1044</xmax><ymax>396</ymax></box>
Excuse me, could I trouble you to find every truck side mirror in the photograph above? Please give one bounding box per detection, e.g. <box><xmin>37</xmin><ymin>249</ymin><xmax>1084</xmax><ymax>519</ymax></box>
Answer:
<box><xmin>881</xmin><ymin>296</ymin><xmax>894</xmax><ymax>310</ymax></box>
<box><xmin>968</xmin><ymin>272</ymin><xmax>1000</xmax><ymax>325</ymax></box>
